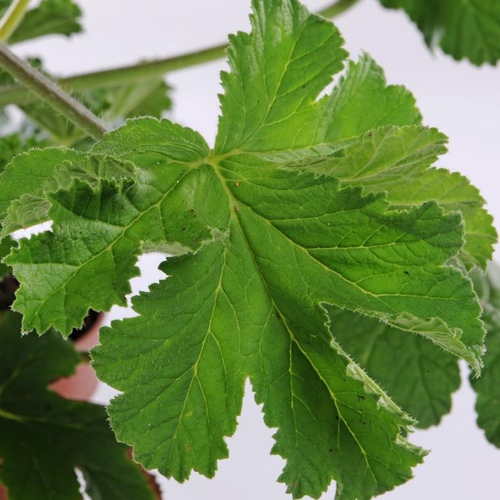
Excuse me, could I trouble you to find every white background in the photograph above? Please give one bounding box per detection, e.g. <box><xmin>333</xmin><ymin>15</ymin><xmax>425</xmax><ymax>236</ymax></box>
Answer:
<box><xmin>13</xmin><ymin>1</ymin><xmax>500</xmax><ymax>498</ymax></box>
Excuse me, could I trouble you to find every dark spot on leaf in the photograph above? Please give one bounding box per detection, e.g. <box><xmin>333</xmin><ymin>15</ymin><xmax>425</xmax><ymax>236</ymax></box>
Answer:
<box><xmin>357</xmin><ymin>394</ymin><xmax>365</xmax><ymax>401</ymax></box>
<box><xmin>330</xmin><ymin>149</ymin><xmax>345</xmax><ymax>159</ymax></box>
<box><xmin>329</xmin><ymin>449</ymin><xmax>333</xmax><ymax>452</ymax></box>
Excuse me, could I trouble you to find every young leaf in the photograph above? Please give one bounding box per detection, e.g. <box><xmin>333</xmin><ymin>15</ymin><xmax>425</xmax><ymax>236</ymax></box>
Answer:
<box><xmin>327</xmin><ymin>305</ymin><xmax>461</xmax><ymax>428</ymax></box>
<box><xmin>380</xmin><ymin>0</ymin><xmax>500</xmax><ymax>65</ymax></box>
<box><xmin>0</xmin><ymin>311</ymin><xmax>156</xmax><ymax>500</ymax></box>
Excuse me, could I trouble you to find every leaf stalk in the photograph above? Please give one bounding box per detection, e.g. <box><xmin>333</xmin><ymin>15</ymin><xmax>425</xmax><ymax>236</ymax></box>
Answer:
<box><xmin>0</xmin><ymin>0</ymin><xmax>31</xmax><ymax>43</ymax></box>
<box><xmin>0</xmin><ymin>43</ymin><xmax>107</xmax><ymax>141</ymax></box>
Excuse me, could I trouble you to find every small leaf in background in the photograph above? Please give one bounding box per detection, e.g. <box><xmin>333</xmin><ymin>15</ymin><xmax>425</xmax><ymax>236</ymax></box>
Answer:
<box><xmin>470</xmin><ymin>264</ymin><xmax>500</xmax><ymax>447</ymax></box>
<box><xmin>20</xmin><ymin>78</ymin><xmax>172</xmax><ymax>146</ymax></box>
<box><xmin>0</xmin><ymin>311</ymin><xmax>157</xmax><ymax>500</ymax></box>
<box><xmin>0</xmin><ymin>0</ymin><xmax>83</xmax><ymax>44</ymax></box>
<box><xmin>0</xmin><ymin>133</ymin><xmax>49</xmax><ymax>174</ymax></box>
<box><xmin>380</xmin><ymin>0</ymin><xmax>500</xmax><ymax>65</ymax></box>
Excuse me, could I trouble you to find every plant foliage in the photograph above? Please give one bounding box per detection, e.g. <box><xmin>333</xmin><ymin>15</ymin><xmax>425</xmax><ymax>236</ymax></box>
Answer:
<box><xmin>0</xmin><ymin>0</ymin><xmax>497</xmax><ymax>499</ymax></box>
<box><xmin>0</xmin><ymin>0</ymin><xmax>499</xmax><ymax>499</ymax></box>
<box><xmin>0</xmin><ymin>311</ymin><xmax>156</xmax><ymax>500</ymax></box>
<box><xmin>380</xmin><ymin>0</ymin><xmax>500</xmax><ymax>65</ymax></box>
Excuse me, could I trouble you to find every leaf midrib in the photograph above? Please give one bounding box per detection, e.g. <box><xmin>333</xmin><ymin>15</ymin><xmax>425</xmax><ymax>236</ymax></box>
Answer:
<box><xmin>208</xmin><ymin>158</ymin><xmax>381</xmax><ymax>487</ymax></box>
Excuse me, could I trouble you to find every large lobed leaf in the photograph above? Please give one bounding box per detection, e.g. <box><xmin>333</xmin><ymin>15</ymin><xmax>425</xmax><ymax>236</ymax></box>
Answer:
<box><xmin>0</xmin><ymin>311</ymin><xmax>156</xmax><ymax>500</ymax></box>
<box><xmin>380</xmin><ymin>0</ymin><xmax>500</xmax><ymax>65</ymax></box>
<box><xmin>0</xmin><ymin>0</ymin><xmax>496</xmax><ymax>498</ymax></box>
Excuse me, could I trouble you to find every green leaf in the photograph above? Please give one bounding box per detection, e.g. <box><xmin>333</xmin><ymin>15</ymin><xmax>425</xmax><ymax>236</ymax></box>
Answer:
<box><xmin>380</xmin><ymin>0</ymin><xmax>500</xmax><ymax>65</ymax></box>
<box><xmin>5</xmin><ymin>120</ymin><xmax>226</xmax><ymax>334</ymax></box>
<box><xmin>327</xmin><ymin>305</ymin><xmax>461</xmax><ymax>428</ymax></box>
<box><xmin>216</xmin><ymin>38</ymin><xmax>419</xmax><ymax>155</ymax></box>
<box><xmin>6</xmin><ymin>0</ymin><xmax>82</xmax><ymax>44</ymax></box>
<box><xmin>308</xmin><ymin>125</ymin><xmax>497</xmax><ymax>270</ymax></box>
<box><xmin>0</xmin><ymin>148</ymin><xmax>82</xmax><ymax>229</ymax></box>
<box><xmin>0</xmin><ymin>148</ymin><xmax>138</xmax><ymax>237</ymax></box>
<box><xmin>2</xmin><ymin>0</ymin><xmax>491</xmax><ymax>498</ymax></box>
<box><xmin>101</xmin><ymin>79</ymin><xmax>172</xmax><ymax>121</ymax></box>
<box><xmin>0</xmin><ymin>311</ymin><xmax>156</xmax><ymax>500</ymax></box>
<box><xmin>470</xmin><ymin>264</ymin><xmax>500</xmax><ymax>447</ymax></box>
<box><xmin>94</xmin><ymin>237</ymin><xmax>426</xmax><ymax>500</ymax></box>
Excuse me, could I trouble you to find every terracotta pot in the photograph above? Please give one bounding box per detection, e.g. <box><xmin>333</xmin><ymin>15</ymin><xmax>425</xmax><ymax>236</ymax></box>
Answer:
<box><xmin>50</xmin><ymin>311</ymin><xmax>104</xmax><ymax>401</ymax></box>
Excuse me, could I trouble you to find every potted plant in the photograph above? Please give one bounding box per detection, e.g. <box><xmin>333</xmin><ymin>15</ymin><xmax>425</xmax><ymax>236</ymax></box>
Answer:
<box><xmin>0</xmin><ymin>0</ymin><xmax>499</xmax><ymax>498</ymax></box>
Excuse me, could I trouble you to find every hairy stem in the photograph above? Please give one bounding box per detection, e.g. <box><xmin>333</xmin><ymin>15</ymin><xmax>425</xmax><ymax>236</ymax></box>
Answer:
<box><xmin>0</xmin><ymin>0</ymin><xmax>31</xmax><ymax>43</ymax></box>
<box><xmin>0</xmin><ymin>0</ymin><xmax>361</xmax><ymax>107</ymax></box>
<box><xmin>0</xmin><ymin>43</ymin><xmax>107</xmax><ymax>140</ymax></box>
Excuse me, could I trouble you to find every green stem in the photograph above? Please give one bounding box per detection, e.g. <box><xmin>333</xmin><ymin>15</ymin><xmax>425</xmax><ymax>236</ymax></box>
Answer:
<box><xmin>0</xmin><ymin>0</ymin><xmax>30</xmax><ymax>43</ymax></box>
<box><xmin>0</xmin><ymin>0</ymin><xmax>360</xmax><ymax>108</ymax></box>
<box><xmin>0</xmin><ymin>43</ymin><xmax>107</xmax><ymax>140</ymax></box>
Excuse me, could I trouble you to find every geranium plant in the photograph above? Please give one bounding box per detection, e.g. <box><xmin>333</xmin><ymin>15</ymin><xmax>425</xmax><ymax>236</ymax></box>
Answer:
<box><xmin>0</xmin><ymin>0</ymin><xmax>499</xmax><ymax>499</ymax></box>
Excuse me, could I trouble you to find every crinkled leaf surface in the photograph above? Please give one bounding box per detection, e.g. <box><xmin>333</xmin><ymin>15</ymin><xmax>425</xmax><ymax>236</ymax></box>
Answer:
<box><xmin>0</xmin><ymin>311</ymin><xmax>155</xmax><ymax>500</ymax></box>
<box><xmin>307</xmin><ymin>125</ymin><xmax>497</xmax><ymax>270</ymax></box>
<box><xmin>6</xmin><ymin>122</ymin><xmax>223</xmax><ymax>334</ymax></box>
<box><xmin>470</xmin><ymin>264</ymin><xmax>500</xmax><ymax>447</ymax></box>
<box><xmin>2</xmin><ymin>0</ymin><xmax>492</xmax><ymax>498</ymax></box>
<box><xmin>380</xmin><ymin>0</ymin><xmax>500</xmax><ymax>65</ymax></box>
<box><xmin>0</xmin><ymin>148</ymin><xmax>136</xmax><ymax>237</ymax></box>
<box><xmin>328</xmin><ymin>305</ymin><xmax>461</xmax><ymax>429</ymax></box>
